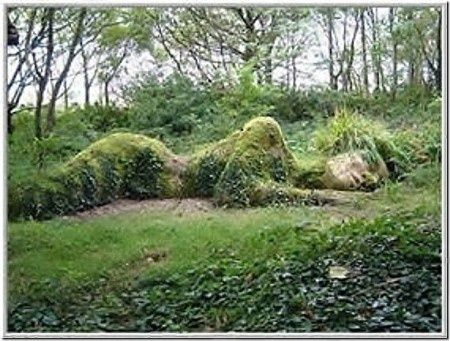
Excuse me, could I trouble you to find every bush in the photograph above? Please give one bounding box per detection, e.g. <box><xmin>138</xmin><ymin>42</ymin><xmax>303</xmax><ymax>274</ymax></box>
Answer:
<box><xmin>313</xmin><ymin>108</ymin><xmax>407</xmax><ymax>171</ymax></box>
<box><xmin>80</xmin><ymin>104</ymin><xmax>130</xmax><ymax>132</ymax></box>
<box><xmin>273</xmin><ymin>88</ymin><xmax>336</xmax><ymax>121</ymax></box>
<box><xmin>216</xmin><ymin>63</ymin><xmax>281</xmax><ymax>119</ymax></box>
<box><xmin>124</xmin><ymin>73</ymin><xmax>220</xmax><ymax>134</ymax></box>
<box><xmin>391</xmin><ymin>123</ymin><xmax>441</xmax><ymax>168</ymax></box>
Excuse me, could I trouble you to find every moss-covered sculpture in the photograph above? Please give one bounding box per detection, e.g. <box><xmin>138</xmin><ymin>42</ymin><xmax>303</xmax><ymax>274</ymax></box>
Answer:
<box><xmin>321</xmin><ymin>152</ymin><xmax>389</xmax><ymax>191</ymax></box>
<box><xmin>8</xmin><ymin>116</ymin><xmax>392</xmax><ymax>221</ymax></box>
<box><xmin>183</xmin><ymin>117</ymin><xmax>320</xmax><ymax>207</ymax></box>
<box><xmin>9</xmin><ymin>133</ymin><xmax>182</xmax><ymax>220</ymax></box>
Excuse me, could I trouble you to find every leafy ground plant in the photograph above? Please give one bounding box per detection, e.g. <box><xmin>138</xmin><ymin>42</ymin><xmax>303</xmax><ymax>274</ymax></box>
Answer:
<box><xmin>313</xmin><ymin>108</ymin><xmax>403</xmax><ymax>165</ymax></box>
<box><xmin>8</xmin><ymin>208</ymin><xmax>441</xmax><ymax>332</ymax></box>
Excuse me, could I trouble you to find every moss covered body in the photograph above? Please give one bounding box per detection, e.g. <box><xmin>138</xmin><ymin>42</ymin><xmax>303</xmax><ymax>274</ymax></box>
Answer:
<box><xmin>184</xmin><ymin>117</ymin><xmax>319</xmax><ymax>207</ymax></box>
<box><xmin>9</xmin><ymin>115</ymin><xmax>404</xmax><ymax>220</ymax></box>
<box><xmin>9</xmin><ymin>133</ymin><xmax>181</xmax><ymax>220</ymax></box>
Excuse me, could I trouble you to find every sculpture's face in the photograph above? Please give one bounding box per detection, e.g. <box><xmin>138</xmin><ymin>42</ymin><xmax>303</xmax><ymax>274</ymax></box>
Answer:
<box><xmin>8</xmin><ymin>20</ymin><xmax>19</xmax><ymax>46</ymax></box>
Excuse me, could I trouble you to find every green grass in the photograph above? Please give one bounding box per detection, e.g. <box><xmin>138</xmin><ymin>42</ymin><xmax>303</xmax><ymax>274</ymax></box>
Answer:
<box><xmin>7</xmin><ymin>163</ymin><xmax>441</xmax><ymax>332</ymax></box>
<box><xmin>8</xmin><ymin>207</ymin><xmax>331</xmax><ymax>298</ymax></box>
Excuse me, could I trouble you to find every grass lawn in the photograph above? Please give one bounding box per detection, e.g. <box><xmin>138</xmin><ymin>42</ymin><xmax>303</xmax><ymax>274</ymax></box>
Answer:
<box><xmin>7</xmin><ymin>163</ymin><xmax>442</xmax><ymax>332</ymax></box>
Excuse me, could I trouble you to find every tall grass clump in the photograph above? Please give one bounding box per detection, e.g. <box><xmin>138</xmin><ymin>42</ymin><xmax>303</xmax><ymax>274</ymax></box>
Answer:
<box><xmin>313</xmin><ymin>108</ymin><xmax>408</xmax><ymax>173</ymax></box>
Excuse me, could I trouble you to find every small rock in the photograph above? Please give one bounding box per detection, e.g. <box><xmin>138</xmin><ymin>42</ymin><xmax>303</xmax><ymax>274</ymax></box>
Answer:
<box><xmin>329</xmin><ymin>266</ymin><xmax>349</xmax><ymax>279</ymax></box>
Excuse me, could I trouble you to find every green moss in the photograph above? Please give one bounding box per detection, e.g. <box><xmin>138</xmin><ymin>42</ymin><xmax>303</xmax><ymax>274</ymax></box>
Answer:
<box><xmin>9</xmin><ymin>133</ymin><xmax>181</xmax><ymax>220</ymax></box>
<box><xmin>249</xmin><ymin>181</ymin><xmax>325</xmax><ymax>207</ymax></box>
<box><xmin>185</xmin><ymin>116</ymin><xmax>315</xmax><ymax>207</ymax></box>
<box><xmin>13</xmin><ymin>117</ymin><xmax>387</xmax><ymax>219</ymax></box>
<box><xmin>293</xmin><ymin>154</ymin><xmax>326</xmax><ymax>189</ymax></box>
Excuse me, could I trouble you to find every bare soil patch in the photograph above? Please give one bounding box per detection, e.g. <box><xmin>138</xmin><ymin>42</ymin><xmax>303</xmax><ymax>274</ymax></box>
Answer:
<box><xmin>67</xmin><ymin>188</ymin><xmax>375</xmax><ymax>221</ymax></box>
<box><xmin>72</xmin><ymin>198</ymin><xmax>215</xmax><ymax>219</ymax></box>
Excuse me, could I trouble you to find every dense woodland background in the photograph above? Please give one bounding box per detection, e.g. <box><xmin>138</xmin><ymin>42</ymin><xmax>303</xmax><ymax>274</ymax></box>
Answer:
<box><xmin>7</xmin><ymin>7</ymin><xmax>441</xmax><ymax>134</ymax></box>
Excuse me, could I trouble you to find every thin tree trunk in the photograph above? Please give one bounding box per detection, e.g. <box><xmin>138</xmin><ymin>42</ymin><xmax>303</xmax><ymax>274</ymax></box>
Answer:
<box><xmin>46</xmin><ymin>8</ymin><xmax>86</xmax><ymax>132</ymax></box>
<box><xmin>369</xmin><ymin>8</ymin><xmax>380</xmax><ymax>91</ymax></box>
<box><xmin>389</xmin><ymin>8</ymin><xmax>398</xmax><ymax>98</ymax></box>
<box><xmin>408</xmin><ymin>63</ymin><xmax>416</xmax><ymax>85</ymax></box>
<box><xmin>104</xmin><ymin>81</ymin><xmax>110</xmax><ymax>106</ymax></box>
<box><xmin>341</xmin><ymin>10</ymin><xmax>349</xmax><ymax>91</ymax></box>
<box><xmin>407</xmin><ymin>11</ymin><xmax>416</xmax><ymax>86</ymax></box>
<box><xmin>360</xmin><ymin>8</ymin><xmax>369</xmax><ymax>94</ymax></box>
<box><xmin>97</xmin><ymin>82</ymin><xmax>102</xmax><ymax>105</ymax></box>
<box><xmin>35</xmin><ymin>9</ymin><xmax>55</xmax><ymax>141</ymax></box>
<box><xmin>345</xmin><ymin>10</ymin><xmax>360</xmax><ymax>92</ymax></box>
<box><xmin>292</xmin><ymin>56</ymin><xmax>297</xmax><ymax>89</ymax></box>
<box><xmin>7</xmin><ymin>107</ymin><xmax>13</xmax><ymax>135</ymax></box>
<box><xmin>264</xmin><ymin>56</ymin><xmax>273</xmax><ymax>84</ymax></box>
<box><xmin>436</xmin><ymin>10</ymin><xmax>442</xmax><ymax>90</ymax></box>
<box><xmin>263</xmin><ymin>39</ymin><xmax>275</xmax><ymax>84</ymax></box>
<box><xmin>327</xmin><ymin>10</ymin><xmax>337</xmax><ymax>90</ymax></box>
<box><xmin>63</xmin><ymin>80</ymin><xmax>69</xmax><ymax>110</ymax></box>
<box><xmin>286</xmin><ymin>66</ymin><xmax>290</xmax><ymax>88</ymax></box>
<box><xmin>81</xmin><ymin>41</ymin><xmax>91</xmax><ymax>106</ymax></box>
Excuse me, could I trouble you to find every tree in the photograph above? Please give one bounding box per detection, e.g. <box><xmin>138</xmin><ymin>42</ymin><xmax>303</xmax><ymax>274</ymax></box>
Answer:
<box><xmin>7</xmin><ymin>8</ymin><xmax>37</xmax><ymax>133</ymax></box>
<box><xmin>129</xmin><ymin>8</ymin><xmax>309</xmax><ymax>86</ymax></box>
<box><xmin>78</xmin><ymin>9</ymin><xmax>122</xmax><ymax>106</ymax></box>
<box><xmin>32</xmin><ymin>8</ymin><xmax>54</xmax><ymax>140</ymax></box>
<box><xmin>45</xmin><ymin>8</ymin><xmax>87</xmax><ymax>131</ymax></box>
<box><xmin>97</xmin><ymin>23</ymin><xmax>135</xmax><ymax>106</ymax></box>
<box><xmin>389</xmin><ymin>7</ymin><xmax>398</xmax><ymax>97</ymax></box>
<box><xmin>360</xmin><ymin>8</ymin><xmax>369</xmax><ymax>94</ymax></box>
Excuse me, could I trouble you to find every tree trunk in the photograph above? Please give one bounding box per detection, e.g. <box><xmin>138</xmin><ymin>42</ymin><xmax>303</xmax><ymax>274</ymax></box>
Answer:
<box><xmin>408</xmin><ymin>63</ymin><xmax>416</xmax><ymax>86</ymax></box>
<box><xmin>84</xmin><ymin>74</ymin><xmax>91</xmax><ymax>106</ymax></box>
<box><xmin>81</xmin><ymin>41</ymin><xmax>91</xmax><ymax>106</ymax></box>
<box><xmin>360</xmin><ymin>9</ymin><xmax>369</xmax><ymax>94</ymax></box>
<box><xmin>436</xmin><ymin>10</ymin><xmax>442</xmax><ymax>90</ymax></box>
<box><xmin>7</xmin><ymin>106</ymin><xmax>14</xmax><ymax>135</ymax></box>
<box><xmin>34</xmin><ymin>9</ymin><xmax>55</xmax><ymax>141</ymax></box>
<box><xmin>327</xmin><ymin>10</ymin><xmax>337</xmax><ymax>90</ymax></box>
<box><xmin>345</xmin><ymin>10</ymin><xmax>360</xmax><ymax>93</ymax></box>
<box><xmin>46</xmin><ymin>8</ymin><xmax>86</xmax><ymax>132</ymax></box>
<box><xmin>63</xmin><ymin>80</ymin><xmax>69</xmax><ymax>110</ymax></box>
<box><xmin>263</xmin><ymin>38</ymin><xmax>275</xmax><ymax>85</ymax></box>
<box><xmin>292</xmin><ymin>56</ymin><xmax>297</xmax><ymax>89</ymax></box>
<box><xmin>341</xmin><ymin>10</ymin><xmax>349</xmax><ymax>91</ymax></box>
<box><xmin>104</xmin><ymin>81</ymin><xmax>110</xmax><ymax>106</ymax></box>
<box><xmin>407</xmin><ymin>11</ymin><xmax>416</xmax><ymax>86</ymax></box>
<box><xmin>389</xmin><ymin>8</ymin><xmax>398</xmax><ymax>98</ymax></box>
<box><xmin>264</xmin><ymin>57</ymin><xmax>272</xmax><ymax>84</ymax></box>
<box><xmin>98</xmin><ymin>83</ymin><xmax>103</xmax><ymax>105</ymax></box>
<box><xmin>369</xmin><ymin>9</ymin><xmax>380</xmax><ymax>91</ymax></box>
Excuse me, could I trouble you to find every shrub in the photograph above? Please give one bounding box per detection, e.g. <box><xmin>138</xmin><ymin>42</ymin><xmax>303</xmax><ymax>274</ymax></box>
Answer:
<box><xmin>216</xmin><ymin>63</ymin><xmax>282</xmax><ymax>119</ymax></box>
<box><xmin>124</xmin><ymin>73</ymin><xmax>220</xmax><ymax>134</ymax></box>
<box><xmin>313</xmin><ymin>108</ymin><xmax>407</xmax><ymax>170</ymax></box>
<box><xmin>405</xmin><ymin>163</ymin><xmax>441</xmax><ymax>188</ymax></box>
<box><xmin>391</xmin><ymin>123</ymin><xmax>441</xmax><ymax>169</ymax></box>
<box><xmin>273</xmin><ymin>88</ymin><xmax>336</xmax><ymax>121</ymax></box>
<box><xmin>80</xmin><ymin>104</ymin><xmax>130</xmax><ymax>132</ymax></box>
